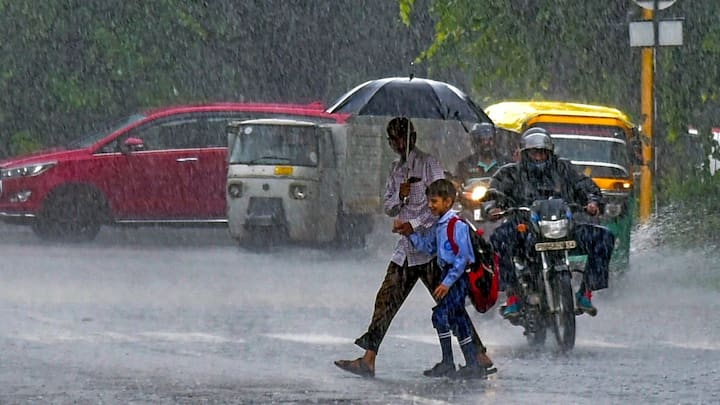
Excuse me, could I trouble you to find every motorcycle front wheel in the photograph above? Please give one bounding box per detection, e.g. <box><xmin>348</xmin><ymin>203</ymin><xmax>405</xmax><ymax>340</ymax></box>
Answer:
<box><xmin>550</xmin><ymin>271</ymin><xmax>576</xmax><ymax>352</ymax></box>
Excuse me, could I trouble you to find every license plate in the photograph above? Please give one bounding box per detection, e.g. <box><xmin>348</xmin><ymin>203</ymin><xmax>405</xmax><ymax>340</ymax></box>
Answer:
<box><xmin>535</xmin><ymin>240</ymin><xmax>576</xmax><ymax>251</ymax></box>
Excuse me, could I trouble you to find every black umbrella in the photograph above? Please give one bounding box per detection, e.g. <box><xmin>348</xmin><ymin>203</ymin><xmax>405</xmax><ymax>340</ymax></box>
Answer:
<box><xmin>326</xmin><ymin>77</ymin><xmax>490</xmax><ymax>122</ymax></box>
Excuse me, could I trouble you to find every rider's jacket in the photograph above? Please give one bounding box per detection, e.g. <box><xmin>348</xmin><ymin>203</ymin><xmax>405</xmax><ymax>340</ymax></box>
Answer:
<box><xmin>489</xmin><ymin>154</ymin><xmax>603</xmax><ymax>208</ymax></box>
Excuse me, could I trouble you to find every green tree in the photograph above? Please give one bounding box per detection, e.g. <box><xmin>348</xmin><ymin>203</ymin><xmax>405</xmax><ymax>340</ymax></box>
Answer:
<box><xmin>400</xmin><ymin>0</ymin><xmax>720</xmax><ymax>206</ymax></box>
<box><xmin>0</xmin><ymin>0</ymin><xmax>433</xmax><ymax>156</ymax></box>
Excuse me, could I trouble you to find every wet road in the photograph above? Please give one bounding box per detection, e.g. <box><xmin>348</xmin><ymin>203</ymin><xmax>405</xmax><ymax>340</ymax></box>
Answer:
<box><xmin>1</xmin><ymin>222</ymin><xmax>719</xmax><ymax>404</ymax></box>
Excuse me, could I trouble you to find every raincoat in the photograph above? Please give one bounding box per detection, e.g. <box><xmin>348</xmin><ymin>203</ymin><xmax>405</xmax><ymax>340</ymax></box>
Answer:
<box><xmin>489</xmin><ymin>154</ymin><xmax>615</xmax><ymax>291</ymax></box>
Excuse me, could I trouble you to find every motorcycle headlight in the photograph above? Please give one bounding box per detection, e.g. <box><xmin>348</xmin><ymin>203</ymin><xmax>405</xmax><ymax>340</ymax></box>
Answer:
<box><xmin>1</xmin><ymin>162</ymin><xmax>56</xmax><ymax>179</ymax></box>
<box><xmin>471</xmin><ymin>185</ymin><xmax>488</xmax><ymax>201</ymax></box>
<box><xmin>538</xmin><ymin>219</ymin><xmax>569</xmax><ymax>239</ymax></box>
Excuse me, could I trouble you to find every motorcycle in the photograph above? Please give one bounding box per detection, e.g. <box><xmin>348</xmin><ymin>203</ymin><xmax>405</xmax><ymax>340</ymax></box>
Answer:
<box><xmin>488</xmin><ymin>191</ymin><xmax>580</xmax><ymax>352</ymax></box>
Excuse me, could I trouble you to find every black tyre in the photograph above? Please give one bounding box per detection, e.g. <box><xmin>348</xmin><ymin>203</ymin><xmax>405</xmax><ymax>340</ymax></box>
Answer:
<box><xmin>525</xmin><ymin>308</ymin><xmax>547</xmax><ymax>347</ymax></box>
<box><xmin>32</xmin><ymin>186</ymin><xmax>107</xmax><ymax>242</ymax></box>
<box><xmin>550</xmin><ymin>271</ymin><xmax>576</xmax><ymax>352</ymax></box>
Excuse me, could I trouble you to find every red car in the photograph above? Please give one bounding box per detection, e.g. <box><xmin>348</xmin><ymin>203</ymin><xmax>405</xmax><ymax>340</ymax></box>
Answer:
<box><xmin>0</xmin><ymin>103</ymin><xmax>342</xmax><ymax>241</ymax></box>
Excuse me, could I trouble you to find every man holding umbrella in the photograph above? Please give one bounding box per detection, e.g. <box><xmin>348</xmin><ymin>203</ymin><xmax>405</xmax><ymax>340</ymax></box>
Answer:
<box><xmin>334</xmin><ymin>116</ymin><xmax>494</xmax><ymax>377</ymax></box>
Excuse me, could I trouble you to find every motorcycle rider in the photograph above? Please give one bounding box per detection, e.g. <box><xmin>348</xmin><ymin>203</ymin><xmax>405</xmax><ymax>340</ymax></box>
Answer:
<box><xmin>453</xmin><ymin>122</ymin><xmax>512</xmax><ymax>183</ymax></box>
<box><xmin>486</xmin><ymin>127</ymin><xmax>615</xmax><ymax>319</ymax></box>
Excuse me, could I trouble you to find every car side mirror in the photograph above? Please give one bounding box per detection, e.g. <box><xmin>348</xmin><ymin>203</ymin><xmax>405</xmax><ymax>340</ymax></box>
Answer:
<box><xmin>121</xmin><ymin>137</ymin><xmax>145</xmax><ymax>154</ymax></box>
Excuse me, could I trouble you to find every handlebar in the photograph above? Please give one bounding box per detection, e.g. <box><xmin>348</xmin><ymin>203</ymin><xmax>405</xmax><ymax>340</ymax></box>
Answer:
<box><xmin>485</xmin><ymin>198</ymin><xmax>593</xmax><ymax>220</ymax></box>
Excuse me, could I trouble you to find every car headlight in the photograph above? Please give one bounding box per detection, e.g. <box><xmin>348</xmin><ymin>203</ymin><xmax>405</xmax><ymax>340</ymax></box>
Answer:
<box><xmin>538</xmin><ymin>219</ymin><xmax>569</xmax><ymax>239</ymax></box>
<box><xmin>1</xmin><ymin>162</ymin><xmax>56</xmax><ymax>179</ymax></box>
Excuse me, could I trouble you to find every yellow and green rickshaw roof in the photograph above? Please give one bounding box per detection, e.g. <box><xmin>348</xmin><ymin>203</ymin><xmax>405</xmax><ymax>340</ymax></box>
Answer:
<box><xmin>485</xmin><ymin>101</ymin><xmax>634</xmax><ymax>133</ymax></box>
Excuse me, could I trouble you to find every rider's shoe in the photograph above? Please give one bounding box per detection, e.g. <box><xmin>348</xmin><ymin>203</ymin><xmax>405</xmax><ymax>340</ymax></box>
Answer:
<box><xmin>576</xmin><ymin>290</ymin><xmax>598</xmax><ymax>317</ymax></box>
<box><xmin>423</xmin><ymin>361</ymin><xmax>456</xmax><ymax>377</ymax></box>
<box><xmin>502</xmin><ymin>295</ymin><xmax>521</xmax><ymax>320</ymax></box>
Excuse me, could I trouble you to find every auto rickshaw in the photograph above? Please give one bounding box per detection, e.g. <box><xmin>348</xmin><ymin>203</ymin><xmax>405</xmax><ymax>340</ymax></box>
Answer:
<box><xmin>485</xmin><ymin>101</ymin><xmax>642</xmax><ymax>272</ymax></box>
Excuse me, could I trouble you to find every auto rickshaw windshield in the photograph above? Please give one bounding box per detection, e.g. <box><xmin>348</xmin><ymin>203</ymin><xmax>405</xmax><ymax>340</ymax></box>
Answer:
<box><xmin>552</xmin><ymin>136</ymin><xmax>629</xmax><ymax>169</ymax></box>
<box><xmin>229</xmin><ymin>125</ymin><xmax>319</xmax><ymax>167</ymax></box>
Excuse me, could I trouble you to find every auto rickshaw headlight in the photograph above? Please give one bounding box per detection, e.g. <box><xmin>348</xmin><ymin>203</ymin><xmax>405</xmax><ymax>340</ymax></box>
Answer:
<box><xmin>228</xmin><ymin>183</ymin><xmax>243</xmax><ymax>199</ymax></box>
<box><xmin>290</xmin><ymin>184</ymin><xmax>307</xmax><ymax>200</ymax></box>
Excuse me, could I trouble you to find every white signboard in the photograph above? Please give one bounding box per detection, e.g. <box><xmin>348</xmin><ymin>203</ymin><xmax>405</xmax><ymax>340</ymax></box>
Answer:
<box><xmin>629</xmin><ymin>20</ymin><xmax>683</xmax><ymax>47</ymax></box>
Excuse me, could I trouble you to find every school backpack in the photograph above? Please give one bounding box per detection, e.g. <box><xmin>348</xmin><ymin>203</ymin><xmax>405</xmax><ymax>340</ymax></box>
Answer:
<box><xmin>446</xmin><ymin>216</ymin><xmax>500</xmax><ymax>313</ymax></box>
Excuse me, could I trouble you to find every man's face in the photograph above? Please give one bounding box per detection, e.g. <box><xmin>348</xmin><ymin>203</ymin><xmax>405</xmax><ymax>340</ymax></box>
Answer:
<box><xmin>527</xmin><ymin>148</ymin><xmax>549</xmax><ymax>162</ymax></box>
<box><xmin>428</xmin><ymin>195</ymin><xmax>454</xmax><ymax>216</ymax></box>
<box><xmin>477</xmin><ymin>137</ymin><xmax>494</xmax><ymax>154</ymax></box>
<box><xmin>387</xmin><ymin>130</ymin><xmax>407</xmax><ymax>156</ymax></box>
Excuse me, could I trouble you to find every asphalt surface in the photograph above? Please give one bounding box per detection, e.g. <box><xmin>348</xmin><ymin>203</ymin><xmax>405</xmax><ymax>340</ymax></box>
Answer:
<box><xmin>0</xmin><ymin>221</ymin><xmax>718</xmax><ymax>404</ymax></box>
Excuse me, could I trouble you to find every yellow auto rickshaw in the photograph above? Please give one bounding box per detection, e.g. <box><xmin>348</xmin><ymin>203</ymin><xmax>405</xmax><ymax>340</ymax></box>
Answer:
<box><xmin>486</xmin><ymin>101</ymin><xmax>642</xmax><ymax>272</ymax></box>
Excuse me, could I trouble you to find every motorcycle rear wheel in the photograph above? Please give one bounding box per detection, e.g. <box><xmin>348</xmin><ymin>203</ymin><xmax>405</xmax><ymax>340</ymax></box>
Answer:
<box><xmin>550</xmin><ymin>271</ymin><xmax>576</xmax><ymax>352</ymax></box>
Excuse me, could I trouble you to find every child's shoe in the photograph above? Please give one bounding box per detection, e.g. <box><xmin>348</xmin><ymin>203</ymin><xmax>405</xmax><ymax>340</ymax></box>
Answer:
<box><xmin>453</xmin><ymin>364</ymin><xmax>496</xmax><ymax>380</ymax></box>
<box><xmin>423</xmin><ymin>361</ymin><xmax>456</xmax><ymax>377</ymax></box>
<box><xmin>576</xmin><ymin>290</ymin><xmax>597</xmax><ymax>317</ymax></box>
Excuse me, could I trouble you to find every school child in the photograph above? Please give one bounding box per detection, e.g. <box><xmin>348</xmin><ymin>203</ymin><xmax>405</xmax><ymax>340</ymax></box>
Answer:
<box><xmin>400</xmin><ymin>178</ymin><xmax>492</xmax><ymax>379</ymax></box>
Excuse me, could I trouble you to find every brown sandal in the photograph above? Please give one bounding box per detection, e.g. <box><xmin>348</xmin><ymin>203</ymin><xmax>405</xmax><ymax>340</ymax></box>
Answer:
<box><xmin>334</xmin><ymin>357</ymin><xmax>375</xmax><ymax>377</ymax></box>
<box><xmin>477</xmin><ymin>352</ymin><xmax>494</xmax><ymax>369</ymax></box>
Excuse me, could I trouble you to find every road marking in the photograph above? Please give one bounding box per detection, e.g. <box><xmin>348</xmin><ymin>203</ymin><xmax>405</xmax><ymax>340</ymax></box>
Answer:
<box><xmin>137</xmin><ymin>332</ymin><xmax>240</xmax><ymax>344</ymax></box>
<box><xmin>263</xmin><ymin>333</ymin><xmax>352</xmax><ymax>344</ymax></box>
<box><xmin>15</xmin><ymin>331</ymin><xmax>242</xmax><ymax>344</ymax></box>
<box><xmin>576</xmin><ymin>338</ymin><xmax>629</xmax><ymax>349</ymax></box>
<box><xmin>396</xmin><ymin>394</ymin><xmax>454</xmax><ymax>405</ymax></box>
<box><xmin>392</xmin><ymin>334</ymin><xmax>438</xmax><ymax>345</ymax></box>
<box><xmin>659</xmin><ymin>340</ymin><xmax>720</xmax><ymax>351</ymax></box>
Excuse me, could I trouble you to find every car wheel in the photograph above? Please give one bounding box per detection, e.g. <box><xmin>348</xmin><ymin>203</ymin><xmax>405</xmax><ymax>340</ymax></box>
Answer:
<box><xmin>32</xmin><ymin>185</ymin><xmax>107</xmax><ymax>242</ymax></box>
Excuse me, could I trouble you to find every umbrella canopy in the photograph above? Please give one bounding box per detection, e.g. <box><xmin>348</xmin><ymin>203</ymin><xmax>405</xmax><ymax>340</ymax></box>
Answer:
<box><xmin>326</xmin><ymin>77</ymin><xmax>491</xmax><ymax>123</ymax></box>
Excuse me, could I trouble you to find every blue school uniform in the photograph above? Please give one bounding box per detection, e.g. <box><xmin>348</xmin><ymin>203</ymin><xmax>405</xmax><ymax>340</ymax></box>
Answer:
<box><xmin>410</xmin><ymin>210</ymin><xmax>476</xmax><ymax>343</ymax></box>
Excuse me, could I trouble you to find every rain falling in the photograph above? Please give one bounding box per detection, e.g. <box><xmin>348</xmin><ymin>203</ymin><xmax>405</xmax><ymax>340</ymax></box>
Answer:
<box><xmin>1</xmin><ymin>1</ymin><xmax>719</xmax><ymax>403</ymax></box>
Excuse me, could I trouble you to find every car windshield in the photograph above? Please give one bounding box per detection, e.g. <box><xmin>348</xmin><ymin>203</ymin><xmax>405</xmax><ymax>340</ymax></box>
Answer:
<box><xmin>229</xmin><ymin>124</ymin><xmax>319</xmax><ymax>167</ymax></box>
<box><xmin>66</xmin><ymin>113</ymin><xmax>146</xmax><ymax>149</ymax></box>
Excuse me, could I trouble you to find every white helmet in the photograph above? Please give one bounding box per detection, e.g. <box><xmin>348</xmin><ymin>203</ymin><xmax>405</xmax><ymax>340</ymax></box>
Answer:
<box><xmin>520</xmin><ymin>127</ymin><xmax>553</xmax><ymax>153</ymax></box>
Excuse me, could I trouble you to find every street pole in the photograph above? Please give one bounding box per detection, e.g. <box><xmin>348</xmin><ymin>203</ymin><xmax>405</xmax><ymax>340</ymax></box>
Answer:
<box><xmin>639</xmin><ymin>6</ymin><xmax>654</xmax><ymax>223</ymax></box>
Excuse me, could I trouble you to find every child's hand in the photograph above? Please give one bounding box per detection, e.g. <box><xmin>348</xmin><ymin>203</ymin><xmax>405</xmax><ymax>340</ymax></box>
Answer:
<box><xmin>392</xmin><ymin>220</ymin><xmax>413</xmax><ymax>236</ymax></box>
<box><xmin>433</xmin><ymin>284</ymin><xmax>449</xmax><ymax>301</ymax></box>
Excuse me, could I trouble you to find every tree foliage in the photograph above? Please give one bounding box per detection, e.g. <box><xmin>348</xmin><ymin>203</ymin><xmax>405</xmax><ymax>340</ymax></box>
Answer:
<box><xmin>0</xmin><ymin>0</ymin><xmax>434</xmax><ymax>157</ymax></box>
<box><xmin>401</xmin><ymin>0</ymin><xmax>720</xmax><ymax>204</ymax></box>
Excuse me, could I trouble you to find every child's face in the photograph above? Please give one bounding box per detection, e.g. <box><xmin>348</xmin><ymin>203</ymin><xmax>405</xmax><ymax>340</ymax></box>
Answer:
<box><xmin>428</xmin><ymin>195</ymin><xmax>454</xmax><ymax>217</ymax></box>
